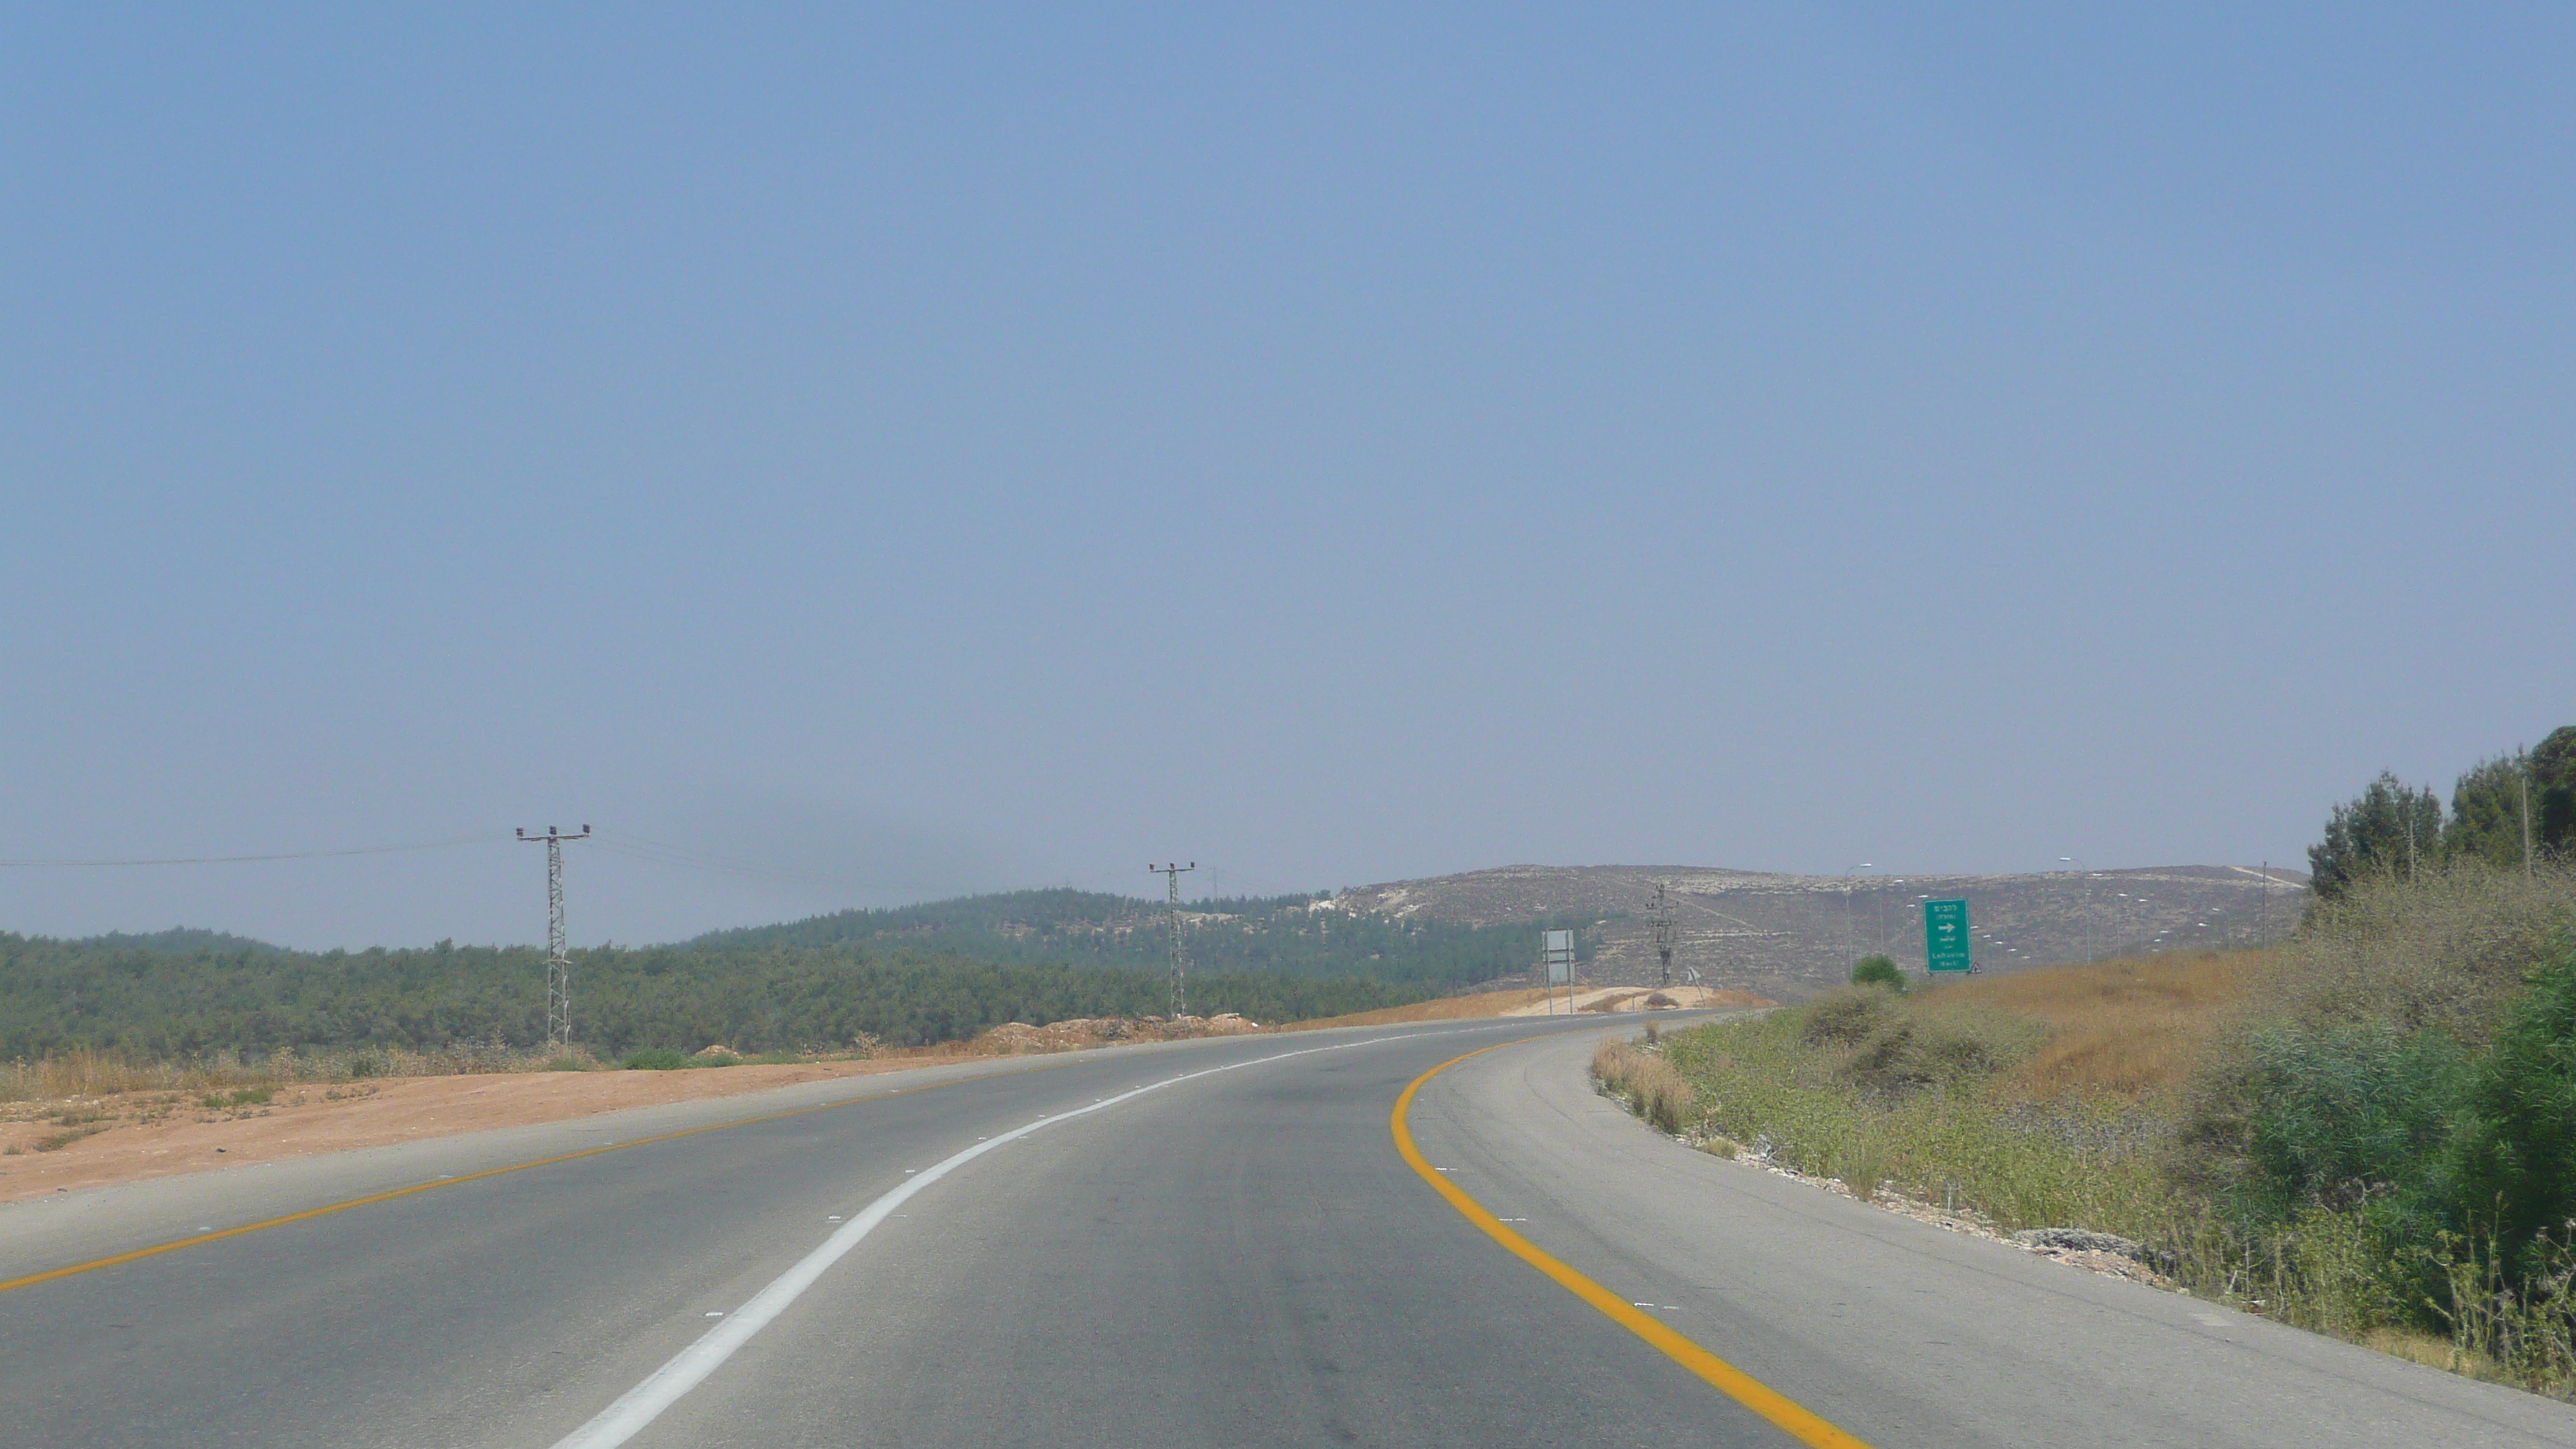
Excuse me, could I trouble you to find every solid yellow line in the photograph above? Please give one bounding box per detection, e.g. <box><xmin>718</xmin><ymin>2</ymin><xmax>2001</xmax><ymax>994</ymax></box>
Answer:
<box><xmin>0</xmin><ymin>1060</ymin><xmax>1065</xmax><ymax>1298</ymax></box>
<box><xmin>1392</xmin><ymin>1045</ymin><xmax>1875</xmax><ymax>1449</ymax></box>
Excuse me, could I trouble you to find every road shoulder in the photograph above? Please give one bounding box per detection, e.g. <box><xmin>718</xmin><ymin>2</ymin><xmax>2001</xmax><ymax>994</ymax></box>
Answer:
<box><xmin>1406</xmin><ymin>1027</ymin><xmax>2576</xmax><ymax>1449</ymax></box>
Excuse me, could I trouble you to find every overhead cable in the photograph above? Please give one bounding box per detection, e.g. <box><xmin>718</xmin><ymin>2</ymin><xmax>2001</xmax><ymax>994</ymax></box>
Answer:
<box><xmin>0</xmin><ymin>834</ymin><xmax>509</xmax><ymax>868</ymax></box>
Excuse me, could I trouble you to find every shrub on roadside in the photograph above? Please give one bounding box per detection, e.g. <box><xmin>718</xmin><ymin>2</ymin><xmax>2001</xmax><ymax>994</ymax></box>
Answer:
<box><xmin>2451</xmin><ymin>943</ymin><xmax>2576</xmax><ymax>1279</ymax></box>
<box><xmin>2207</xmin><ymin>1023</ymin><xmax>2469</xmax><ymax>1220</ymax></box>
<box><xmin>1802</xmin><ymin>986</ymin><xmax>1898</xmax><ymax>1046</ymax></box>
<box><xmin>1850</xmin><ymin>956</ymin><xmax>1906</xmax><ymax>992</ymax></box>
<box><xmin>622</xmin><ymin>1047</ymin><xmax>688</xmax><ymax>1070</ymax></box>
<box><xmin>2277</xmin><ymin>865</ymin><xmax>2576</xmax><ymax>1046</ymax></box>
<box><xmin>1592</xmin><ymin>1036</ymin><xmax>1697</xmax><ymax>1135</ymax></box>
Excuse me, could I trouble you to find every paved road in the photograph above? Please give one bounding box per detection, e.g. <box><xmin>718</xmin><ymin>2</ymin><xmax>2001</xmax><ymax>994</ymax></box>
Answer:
<box><xmin>2</xmin><ymin>1016</ymin><xmax>2568</xmax><ymax>1447</ymax></box>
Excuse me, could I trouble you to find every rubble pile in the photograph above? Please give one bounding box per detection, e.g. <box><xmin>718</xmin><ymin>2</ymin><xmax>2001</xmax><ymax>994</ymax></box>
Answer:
<box><xmin>971</xmin><ymin>1012</ymin><xmax>1264</xmax><ymax>1055</ymax></box>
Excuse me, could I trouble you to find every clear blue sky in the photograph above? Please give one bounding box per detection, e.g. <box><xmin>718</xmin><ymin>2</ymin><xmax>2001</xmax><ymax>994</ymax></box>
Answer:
<box><xmin>4</xmin><ymin>5</ymin><xmax>2568</xmax><ymax>949</ymax></box>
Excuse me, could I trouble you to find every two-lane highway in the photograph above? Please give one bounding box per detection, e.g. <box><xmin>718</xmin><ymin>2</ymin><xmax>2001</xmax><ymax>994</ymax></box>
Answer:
<box><xmin>2</xmin><ymin>1016</ymin><xmax>2569</xmax><ymax>1447</ymax></box>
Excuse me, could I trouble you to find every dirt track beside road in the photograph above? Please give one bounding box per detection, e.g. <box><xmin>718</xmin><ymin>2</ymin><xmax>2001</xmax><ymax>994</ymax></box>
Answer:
<box><xmin>0</xmin><ymin>1057</ymin><xmax>946</xmax><ymax>1204</ymax></box>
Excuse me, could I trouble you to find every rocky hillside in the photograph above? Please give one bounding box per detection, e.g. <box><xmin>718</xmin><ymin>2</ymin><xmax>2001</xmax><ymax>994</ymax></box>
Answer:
<box><xmin>1326</xmin><ymin>864</ymin><xmax>2308</xmax><ymax>1002</ymax></box>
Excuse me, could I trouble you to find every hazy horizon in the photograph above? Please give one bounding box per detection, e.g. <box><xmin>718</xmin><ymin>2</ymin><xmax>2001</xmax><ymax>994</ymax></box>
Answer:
<box><xmin>5</xmin><ymin>8</ymin><xmax>2567</xmax><ymax>951</ymax></box>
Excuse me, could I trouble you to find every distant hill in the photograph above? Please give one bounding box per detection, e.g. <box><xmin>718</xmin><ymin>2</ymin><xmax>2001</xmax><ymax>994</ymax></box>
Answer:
<box><xmin>1324</xmin><ymin>863</ymin><xmax>2311</xmax><ymax>1000</ymax></box>
<box><xmin>692</xmin><ymin>887</ymin><xmax>1603</xmax><ymax>991</ymax></box>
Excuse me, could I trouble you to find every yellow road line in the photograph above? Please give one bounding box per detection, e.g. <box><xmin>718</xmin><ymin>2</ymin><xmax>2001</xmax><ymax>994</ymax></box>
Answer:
<box><xmin>1392</xmin><ymin>1045</ymin><xmax>1875</xmax><ymax>1449</ymax></box>
<box><xmin>0</xmin><ymin>1061</ymin><xmax>1067</xmax><ymax>1298</ymax></box>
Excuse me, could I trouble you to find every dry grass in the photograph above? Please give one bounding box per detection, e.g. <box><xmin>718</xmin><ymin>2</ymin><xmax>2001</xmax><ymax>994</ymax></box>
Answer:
<box><xmin>1592</xmin><ymin>1036</ymin><xmax>1697</xmax><ymax>1133</ymax></box>
<box><xmin>1286</xmin><ymin>988</ymin><xmax>1553</xmax><ymax>1029</ymax></box>
<box><xmin>2364</xmin><ymin>1327</ymin><xmax>2495</xmax><ymax>1379</ymax></box>
<box><xmin>1925</xmin><ymin>863</ymin><xmax>2573</xmax><ymax>1099</ymax></box>
<box><xmin>2273</xmin><ymin>863</ymin><xmax>2576</xmax><ymax>1046</ymax></box>
<box><xmin>1937</xmin><ymin>949</ymin><xmax>2272</xmax><ymax>1099</ymax></box>
<box><xmin>0</xmin><ymin>1044</ymin><xmax>584</xmax><ymax>1104</ymax></box>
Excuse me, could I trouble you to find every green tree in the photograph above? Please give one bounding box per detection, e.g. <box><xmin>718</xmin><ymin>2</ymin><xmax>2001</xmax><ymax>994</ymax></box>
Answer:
<box><xmin>2446</xmin><ymin>749</ymin><xmax>2534</xmax><ymax>871</ymax></box>
<box><xmin>2535</xmin><ymin>726</ymin><xmax>2576</xmax><ymax>858</ymax></box>
<box><xmin>2309</xmin><ymin>771</ymin><xmax>2444</xmax><ymax>900</ymax></box>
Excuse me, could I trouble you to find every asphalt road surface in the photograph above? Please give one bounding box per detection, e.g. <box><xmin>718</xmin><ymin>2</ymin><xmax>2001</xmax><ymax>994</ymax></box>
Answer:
<box><xmin>2</xmin><ymin>1016</ymin><xmax>2569</xmax><ymax>1448</ymax></box>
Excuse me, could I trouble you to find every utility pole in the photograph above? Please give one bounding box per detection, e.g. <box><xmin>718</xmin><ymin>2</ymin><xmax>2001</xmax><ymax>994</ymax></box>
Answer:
<box><xmin>1841</xmin><ymin>863</ymin><xmax>1872</xmax><ymax>963</ymax></box>
<box><xmin>2059</xmin><ymin>856</ymin><xmax>2093</xmax><ymax>964</ymax></box>
<box><xmin>1650</xmin><ymin>882</ymin><xmax>1677</xmax><ymax>989</ymax></box>
<box><xmin>1149</xmin><ymin>862</ymin><xmax>1196</xmax><ymax>1019</ymax></box>
<box><xmin>2523</xmin><ymin>769</ymin><xmax>2535</xmax><ymax>879</ymax></box>
<box><xmin>517</xmin><ymin>826</ymin><xmax>591</xmax><ymax>1049</ymax></box>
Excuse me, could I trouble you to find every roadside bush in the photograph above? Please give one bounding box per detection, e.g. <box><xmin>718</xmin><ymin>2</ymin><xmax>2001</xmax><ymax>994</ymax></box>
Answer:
<box><xmin>1592</xmin><ymin>1036</ymin><xmax>1697</xmax><ymax>1135</ymax></box>
<box><xmin>1662</xmin><ymin>1007</ymin><xmax>2173</xmax><ymax>1234</ymax></box>
<box><xmin>2228</xmin><ymin>1023</ymin><xmax>2468</xmax><ymax>1218</ymax></box>
<box><xmin>1802</xmin><ymin>986</ymin><xmax>1898</xmax><ymax>1046</ymax></box>
<box><xmin>2279</xmin><ymin>865</ymin><xmax>2576</xmax><ymax>1046</ymax></box>
<box><xmin>1850</xmin><ymin>956</ymin><xmax>1906</xmax><ymax>992</ymax></box>
<box><xmin>2451</xmin><ymin>943</ymin><xmax>2576</xmax><ymax>1279</ymax></box>
<box><xmin>622</xmin><ymin>1047</ymin><xmax>688</xmax><ymax>1070</ymax></box>
<box><xmin>1824</xmin><ymin>995</ymin><xmax>2040</xmax><ymax>1098</ymax></box>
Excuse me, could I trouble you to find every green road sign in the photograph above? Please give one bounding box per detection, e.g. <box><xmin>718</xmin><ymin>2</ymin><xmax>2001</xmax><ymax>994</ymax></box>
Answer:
<box><xmin>1924</xmin><ymin>899</ymin><xmax>1972</xmax><ymax>973</ymax></box>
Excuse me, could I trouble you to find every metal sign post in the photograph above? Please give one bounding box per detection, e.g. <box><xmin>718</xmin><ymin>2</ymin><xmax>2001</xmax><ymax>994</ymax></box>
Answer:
<box><xmin>1923</xmin><ymin>899</ymin><xmax>1972</xmax><ymax>977</ymax></box>
<box><xmin>1543</xmin><ymin>929</ymin><xmax>1575</xmax><ymax>1014</ymax></box>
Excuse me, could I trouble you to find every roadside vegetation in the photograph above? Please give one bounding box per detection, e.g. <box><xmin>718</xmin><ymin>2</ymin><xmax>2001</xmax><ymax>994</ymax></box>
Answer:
<box><xmin>1605</xmin><ymin>731</ymin><xmax>2576</xmax><ymax>1398</ymax></box>
<box><xmin>1625</xmin><ymin>865</ymin><xmax>2576</xmax><ymax>1397</ymax></box>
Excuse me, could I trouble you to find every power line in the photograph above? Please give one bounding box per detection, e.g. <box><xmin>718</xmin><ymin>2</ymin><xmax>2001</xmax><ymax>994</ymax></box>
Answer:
<box><xmin>518</xmin><ymin>826</ymin><xmax>590</xmax><ymax>1049</ymax></box>
<box><xmin>0</xmin><ymin>834</ymin><xmax>505</xmax><ymax>868</ymax></box>
<box><xmin>1150</xmin><ymin>862</ymin><xmax>1195</xmax><ymax>1019</ymax></box>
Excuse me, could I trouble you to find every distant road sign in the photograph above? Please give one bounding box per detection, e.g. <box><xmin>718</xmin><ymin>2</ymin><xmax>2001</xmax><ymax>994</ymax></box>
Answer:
<box><xmin>1924</xmin><ymin>899</ymin><xmax>1972</xmax><ymax>973</ymax></box>
<box><xmin>1542</xmin><ymin>929</ymin><xmax>1574</xmax><ymax>985</ymax></box>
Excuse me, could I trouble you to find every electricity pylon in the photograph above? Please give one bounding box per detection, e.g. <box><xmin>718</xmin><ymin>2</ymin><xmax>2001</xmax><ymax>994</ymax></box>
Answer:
<box><xmin>1150</xmin><ymin>862</ymin><xmax>1196</xmax><ymax>1019</ymax></box>
<box><xmin>1651</xmin><ymin>881</ymin><xmax>1677</xmax><ymax>989</ymax></box>
<box><xmin>518</xmin><ymin>825</ymin><xmax>591</xmax><ymax>1047</ymax></box>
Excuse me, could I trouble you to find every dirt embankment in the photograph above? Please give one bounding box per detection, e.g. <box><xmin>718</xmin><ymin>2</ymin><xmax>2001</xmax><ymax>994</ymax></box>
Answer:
<box><xmin>0</xmin><ymin>1010</ymin><xmax>1260</xmax><ymax>1205</ymax></box>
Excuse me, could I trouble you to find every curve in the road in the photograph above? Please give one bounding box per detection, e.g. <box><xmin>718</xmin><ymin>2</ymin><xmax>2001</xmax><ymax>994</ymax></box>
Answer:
<box><xmin>557</xmin><ymin>1030</ymin><xmax>1446</xmax><ymax>1449</ymax></box>
<box><xmin>1394</xmin><ymin>1043</ymin><xmax>1873</xmax><ymax>1449</ymax></box>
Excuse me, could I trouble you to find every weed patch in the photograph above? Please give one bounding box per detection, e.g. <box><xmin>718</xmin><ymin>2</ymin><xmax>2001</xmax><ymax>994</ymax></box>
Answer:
<box><xmin>1591</xmin><ymin>1036</ymin><xmax>1696</xmax><ymax>1134</ymax></box>
<box><xmin>34</xmin><ymin>1122</ymin><xmax>109</xmax><ymax>1151</ymax></box>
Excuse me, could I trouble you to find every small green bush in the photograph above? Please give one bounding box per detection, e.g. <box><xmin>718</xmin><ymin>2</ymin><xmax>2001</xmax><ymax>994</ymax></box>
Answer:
<box><xmin>199</xmin><ymin>1086</ymin><xmax>274</xmax><ymax>1108</ymax></box>
<box><xmin>545</xmin><ymin>1055</ymin><xmax>595</xmax><ymax>1072</ymax></box>
<box><xmin>623</xmin><ymin>1048</ymin><xmax>689</xmax><ymax>1071</ymax></box>
<box><xmin>1851</xmin><ymin>956</ymin><xmax>1906</xmax><ymax>993</ymax></box>
<box><xmin>2451</xmin><ymin>943</ymin><xmax>2576</xmax><ymax>1278</ymax></box>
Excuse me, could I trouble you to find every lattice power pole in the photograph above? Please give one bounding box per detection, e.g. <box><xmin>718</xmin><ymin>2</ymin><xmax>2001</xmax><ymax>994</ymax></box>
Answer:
<box><xmin>1150</xmin><ymin>862</ymin><xmax>1196</xmax><ymax>1019</ymax></box>
<box><xmin>518</xmin><ymin>825</ymin><xmax>591</xmax><ymax>1047</ymax></box>
<box><xmin>1651</xmin><ymin>881</ymin><xmax>1677</xmax><ymax>989</ymax></box>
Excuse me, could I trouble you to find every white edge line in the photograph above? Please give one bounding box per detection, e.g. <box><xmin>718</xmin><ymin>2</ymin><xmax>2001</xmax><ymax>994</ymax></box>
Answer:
<box><xmin>547</xmin><ymin>1030</ymin><xmax>1433</xmax><ymax>1449</ymax></box>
